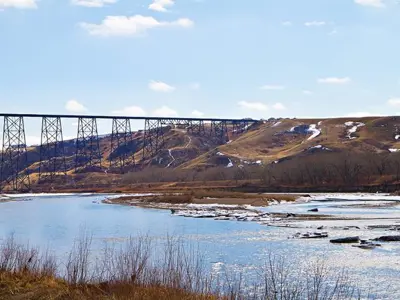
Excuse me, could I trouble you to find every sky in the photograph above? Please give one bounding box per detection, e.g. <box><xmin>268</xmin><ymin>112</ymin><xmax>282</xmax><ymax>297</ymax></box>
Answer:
<box><xmin>1</xmin><ymin>0</ymin><xmax>400</xmax><ymax>144</ymax></box>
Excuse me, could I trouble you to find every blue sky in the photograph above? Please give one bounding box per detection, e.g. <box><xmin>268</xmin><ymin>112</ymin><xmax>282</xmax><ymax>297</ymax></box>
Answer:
<box><xmin>1</xmin><ymin>0</ymin><xmax>400</xmax><ymax>142</ymax></box>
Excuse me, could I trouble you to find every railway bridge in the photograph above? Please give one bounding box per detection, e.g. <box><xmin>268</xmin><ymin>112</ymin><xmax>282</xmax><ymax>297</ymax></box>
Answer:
<box><xmin>0</xmin><ymin>113</ymin><xmax>258</xmax><ymax>192</ymax></box>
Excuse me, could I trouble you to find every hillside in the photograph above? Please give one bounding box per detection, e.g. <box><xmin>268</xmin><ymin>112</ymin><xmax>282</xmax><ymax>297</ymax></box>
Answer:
<box><xmin>2</xmin><ymin>116</ymin><xmax>400</xmax><ymax>191</ymax></box>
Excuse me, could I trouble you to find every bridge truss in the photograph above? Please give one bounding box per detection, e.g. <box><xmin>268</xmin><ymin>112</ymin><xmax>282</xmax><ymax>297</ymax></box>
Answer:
<box><xmin>0</xmin><ymin>113</ymin><xmax>257</xmax><ymax>192</ymax></box>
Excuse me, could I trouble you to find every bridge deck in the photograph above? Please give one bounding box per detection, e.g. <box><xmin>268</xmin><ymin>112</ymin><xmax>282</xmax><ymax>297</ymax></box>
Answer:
<box><xmin>0</xmin><ymin>113</ymin><xmax>258</xmax><ymax>123</ymax></box>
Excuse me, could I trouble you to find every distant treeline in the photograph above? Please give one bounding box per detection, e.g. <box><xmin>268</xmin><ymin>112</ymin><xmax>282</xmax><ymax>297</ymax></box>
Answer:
<box><xmin>121</xmin><ymin>151</ymin><xmax>400</xmax><ymax>191</ymax></box>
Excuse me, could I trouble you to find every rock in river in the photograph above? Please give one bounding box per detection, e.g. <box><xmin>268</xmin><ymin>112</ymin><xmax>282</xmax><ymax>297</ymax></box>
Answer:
<box><xmin>330</xmin><ymin>236</ymin><xmax>360</xmax><ymax>244</ymax></box>
<box><xmin>308</xmin><ymin>208</ymin><xmax>319</xmax><ymax>212</ymax></box>
<box><xmin>373</xmin><ymin>235</ymin><xmax>400</xmax><ymax>242</ymax></box>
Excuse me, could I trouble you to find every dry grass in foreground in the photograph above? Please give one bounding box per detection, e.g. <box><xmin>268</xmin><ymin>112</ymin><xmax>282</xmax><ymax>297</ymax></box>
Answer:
<box><xmin>0</xmin><ymin>272</ymin><xmax>215</xmax><ymax>300</ymax></box>
<box><xmin>0</xmin><ymin>233</ymin><xmax>216</xmax><ymax>300</ymax></box>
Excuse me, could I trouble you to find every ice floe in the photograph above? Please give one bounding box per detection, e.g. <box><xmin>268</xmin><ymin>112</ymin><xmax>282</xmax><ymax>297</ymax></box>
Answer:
<box><xmin>171</xmin><ymin>205</ymin><xmax>278</xmax><ymax>223</ymax></box>
<box><xmin>297</xmin><ymin>193</ymin><xmax>400</xmax><ymax>202</ymax></box>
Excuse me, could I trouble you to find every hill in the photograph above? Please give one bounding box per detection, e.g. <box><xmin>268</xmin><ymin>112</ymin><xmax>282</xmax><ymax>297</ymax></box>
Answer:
<box><xmin>2</xmin><ymin>116</ymin><xmax>400</xmax><ymax>192</ymax></box>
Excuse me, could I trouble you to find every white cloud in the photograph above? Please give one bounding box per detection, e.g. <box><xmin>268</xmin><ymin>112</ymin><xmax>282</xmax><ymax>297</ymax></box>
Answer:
<box><xmin>80</xmin><ymin>15</ymin><xmax>194</xmax><ymax>37</ymax></box>
<box><xmin>112</xmin><ymin>106</ymin><xmax>146</xmax><ymax>116</ymax></box>
<box><xmin>149</xmin><ymin>0</ymin><xmax>174</xmax><ymax>12</ymax></box>
<box><xmin>65</xmin><ymin>99</ymin><xmax>87</xmax><ymax>113</ymax></box>
<box><xmin>354</xmin><ymin>0</ymin><xmax>385</xmax><ymax>8</ymax></box>
<box><xmin>238</xmin><ymin>101</ymin><xmax>268</xmax><ymax>111</ymax></box>
<box><xmin>71</xmin><ymin>0</ymin><xmax>116</xmax><ymax>7</ymax></box>
<box><xmin>317</xmin><ymin>77</ymin><xmax>351</xmax><ymax>84</ymax></box>
<box><xmin>148</xmin><ymin>80</ymin><xmax>175</xmax><ymax>92</ymax></box>
<box><xmin>153</xmin><ymin>105</ymin><xmax>178</xmax><ymax>117</ymax></box>
<box><xmin>388</xmin><ymin>98</ymin><xmax>400</xmax><ymax>107</ymax></box>
<box><xmin>0</xmin><ymin>0</ymin><xmax>37</xmax><ymax>9</ymax></box>
<box><xmin>189</xmin><ymin>82</ymin><xmax>200</xmax><ymax>90</ymax></box>
<box><xmin>303</xmin><ymin>90</ymin><xmax>313</xmax><ymax>95</ymax></box>
<box><xmin>260</xmin><ymin>85</ymin><xmax>285</xmax><ymax>90</ymax></box>
<box><xmin>192</xmin><ymin>110</ymin><xmax>204</xmax><ymax>117</ymax></box>
<box><xmin>329</xmin><ymin>29</ymin><xmax>338</xmax><ymax>35</ymax></box>
<box><xmin>304</xmin><ymin>21</ymin><xmax>326</xmax><ymax>27</ymax></box>
<box><xmin>282</xmin><ymin>21</ymin><xmax>292</xmax><ymax>26</ymax></box>
<box><xmin>272</xmin><ymin>102</ymin><xmax>286</xmax><ymax>110</ymax></box>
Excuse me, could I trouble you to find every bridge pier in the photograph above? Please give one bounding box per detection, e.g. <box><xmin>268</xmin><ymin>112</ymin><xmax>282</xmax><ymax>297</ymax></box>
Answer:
<box><xmin>75</xmin><ymin>118</ymin><xmax>102</xmax><ymax>172</ymax></box>
<box><xmin>232</xmin><ymin>120</ymin><xmax>250</xmax><ymax>135</ymax></box>
<box><xmin>188</xmin><ymin>120</ymin><xmax>206</xmax><ymax>136</ymax></box>
<box><xmin>110</xmin><ymin>118</ymin><xmax>135</xmax><ymax>173</ymax></box>
<box><xmin>39</xmin><ymin>117</ymin><xmax>67</xmax><ymax>182</ymax></box>
<box><xmin>0</xmin><ymin>116</ymin><xmax>31</xmax><ymax>191</ymax></box>
<box><xmin>210</xmin><ymin>120</ymin><xmax>228</xmax><ymax>144</ymax></box>
<box><xmin>142</xmin><ymin>119</ymin><xmax>165</xmax><ymax>161</ymax></box>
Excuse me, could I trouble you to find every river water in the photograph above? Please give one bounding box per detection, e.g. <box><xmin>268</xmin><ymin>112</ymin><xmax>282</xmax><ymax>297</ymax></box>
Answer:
<box><xmin>1</xmin><ymin>193</ymin><xmax>400</xmax><ymax>299</ymax></box>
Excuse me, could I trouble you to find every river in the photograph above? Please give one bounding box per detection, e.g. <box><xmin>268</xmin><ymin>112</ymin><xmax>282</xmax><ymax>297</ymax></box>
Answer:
<box><xmin>1</xmin><ymin>193</ymin><xmax>400</xmax><ymax>299</ymax></box>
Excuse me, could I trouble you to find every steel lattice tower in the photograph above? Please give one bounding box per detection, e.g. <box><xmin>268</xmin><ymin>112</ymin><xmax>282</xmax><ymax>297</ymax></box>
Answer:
<box><xmin>109</xmin><ymin>118</ymin><xmax>135</xmax><ymax>172</ymax></box>
<box><xmin>0</xmin><ymin>116</ymin><xmax>30</xmax><ymax>191</ymax></box>
<box><xmin>39</xmin><ymin>117</ymin><xmax>67</xmax><ymax>182</ymax></box>
<box><xmin>75</xmin><ymin>118</ymin><xmax>102</xmax><ymax>171</ymax></box>
<box><xmin>142</xmin><ymin>119</ymin><xmax>165</xmax><ymax>160</ymax></box>
<box><xmin>188</xmin><ymin>120</ymin><xmax>206</xmax><ymax>136</ymax></box>
<box><xmin>210</xmin><ymin>120</ymin><xmax>228</xmax><ymax>144</ymax></box>
<box><xmin>232</xmin><ymin>120</ymin><xmax>250</xmax><ymax>135</ymax></box>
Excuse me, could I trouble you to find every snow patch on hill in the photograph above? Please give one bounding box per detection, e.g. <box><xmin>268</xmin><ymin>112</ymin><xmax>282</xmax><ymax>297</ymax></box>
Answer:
<box><xmin>226</xmin><ymin>158</ymin><xmax>234</xmax><ymax>168</ymax></box>
<box><xmin>307</xmin><ymin>145</ymin><xmax>331</xmax><ymax>152</ymax></box>
<box><xmin>344</xmin><ymin>121</ymin><xmax>365</xmax><ymax>139</ymax></box>
<box><xmin>242</xmin><ymin>160</ymin><xmax>262</xmax><ymax>165</ymax></box>
<box><xmin>288</xmin><ymin>124</ymin><xmax>321</xmax><ymax>141</ymax></box>
<box><xmin>307</xmin><ymin>124</ymin><xmax>321</xmax><ymax>140</ymax></box>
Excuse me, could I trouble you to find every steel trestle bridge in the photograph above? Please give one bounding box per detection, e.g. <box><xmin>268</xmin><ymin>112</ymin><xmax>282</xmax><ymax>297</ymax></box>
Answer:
<box><xmin>0</xmin><ymin>113</ymin><xmax>258</xmax><ymax>192</ymax></box>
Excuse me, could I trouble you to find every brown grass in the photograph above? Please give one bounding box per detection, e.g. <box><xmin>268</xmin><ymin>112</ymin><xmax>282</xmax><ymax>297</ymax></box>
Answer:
<box><xmin>107</xmin><ymin>190</ymin><xmax>298</xmax><ymax>207</ymax></box>
<box><xmin>0</xmin><ymin>271</ymin><xmax>215</xmax><ymax>300</ymax></box>
<box><xmin>112</xmin><ymin>194</ymin><xmax>194</xmax><ymax>205</ymax></box>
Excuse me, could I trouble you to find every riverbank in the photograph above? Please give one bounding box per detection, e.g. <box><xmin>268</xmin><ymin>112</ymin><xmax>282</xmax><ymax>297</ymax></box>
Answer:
<box><xmin>103</xmin><ymin>191</ymin><xmax>299</xmax><ymax>207</ymax></box>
